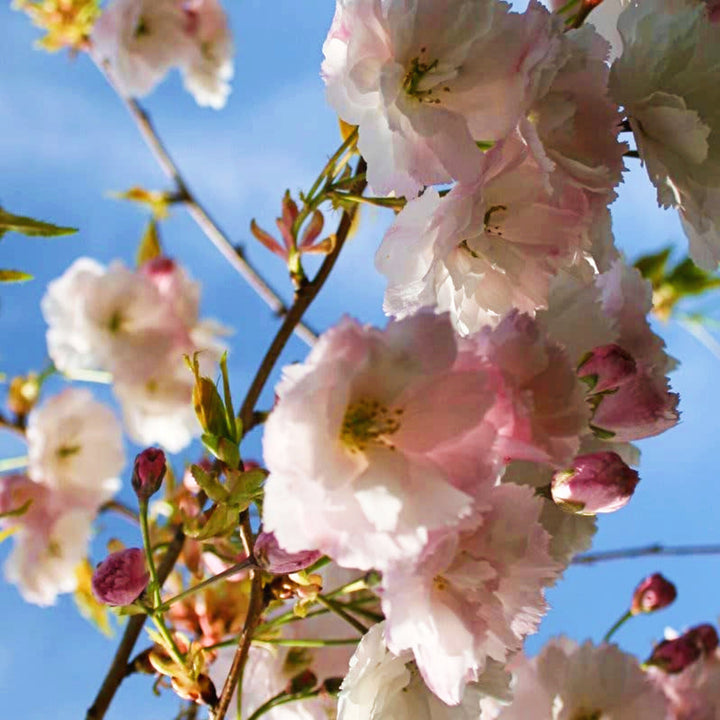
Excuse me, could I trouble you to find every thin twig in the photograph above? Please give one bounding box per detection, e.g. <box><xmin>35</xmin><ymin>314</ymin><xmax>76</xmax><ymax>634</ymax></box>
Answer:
<box><xmin>572</xmin><ymin>543</ymin><xmax>720</xmax><ymax>565</ymax></box>
<box><xmin>238</xmin><ymin>159</ymin><xmax>367</xmax><ymax>431</ymax></box>
<box><xmin>99</xmin><ymin>499</ymin><xmax>139</xmax><ymax>525</ymax></box>
<box><xmin>95</xmin><ymin>61</ymin><xmax>317</xmax><ymax>347</ymax></box>
<box><xmin>213</xmin><ymin>159</ymin><xmax>367</xmax><ymax>720</ymax></box>
<box><xmin>86</xmin><ymin>525</ymin><xmax>185</xmax><ymax>720</ymax></box>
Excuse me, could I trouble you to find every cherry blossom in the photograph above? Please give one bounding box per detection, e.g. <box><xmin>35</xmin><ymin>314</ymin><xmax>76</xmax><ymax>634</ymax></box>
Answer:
<box><xmin>376</xmin><ymin>137</ymin><xmax>593</xmax><ymax>333</ymax></box>
<box><xmin>487</xmin><ymin>638</ymin><xmax>670</xmax><ymax>720</ymax></box>
<box><xmin>262</xmin><ymin>312</ymin><xmax>498</xmax><ymax>571</ymax></box>
<box><xmin>338</xmin><ymin>623</ymin><xmax>511</xmax><ymax>720</ymax></box>
<box><xmin>381</xmin><ymin>484</ymin><xmax>560</xmax><ymax>705</ymax></box>
<box><xmin>610</xmin><ymin>0</ymin><xmax>720</xmax><ymax>269</ymax></box>
<box><xmin>322</xmin><ymin>0</ymin><xmax>566</xmax><ymax>197</ymax></box>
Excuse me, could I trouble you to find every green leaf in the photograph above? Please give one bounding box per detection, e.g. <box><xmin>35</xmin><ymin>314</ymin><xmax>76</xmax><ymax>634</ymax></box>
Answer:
<box><xmin>0</xmin><ymin>269</ymin><xmax>33</xmax><ymax>283</ymax></box>
<box><xmin>666</xmin><ymin>258</ymin><xmax>720</xmax><ymax>296</ymax></box>
<box><xmin>201</xmin><ymin>433</ymin><xmax>240</xmax><ymax>470</ymax></box>
<box><xmin>0</xmin><ymin>208</ymin><xmax>76</xmax><ymax>237</ymax></box>
<box><xmin>189</xmin><ymin>463</ymin><xmax>228</xmax><ymax>504</ymax></box>
<box><xmin>635</xmin><ymin>247</ymin><xmax>671</xmax><ymax>287</ymax></box>
<box><xmin>219</xmin><ymin>352</ymin><xmax>237</xmax><ymax>443</ymax></box>
<box><xmin>227</xmin><ymin>468</ymin><xmax>266</xmax><ymax>510</ymax></box>
<box><xmin>184</xmin><ymin>505</ymin><xmax>237</xmax><ymax>540</ymax></box>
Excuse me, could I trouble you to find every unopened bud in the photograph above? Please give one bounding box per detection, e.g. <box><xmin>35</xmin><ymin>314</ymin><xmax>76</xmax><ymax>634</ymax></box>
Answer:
<box><xmin>253</xmin><ymin>532</ymin><xmax>322</xmax><ymax>574</ymax></box>
<box><xmin>132</xmin><ymin>447</ymin><xmax>167</xmax><ymax>501</ymax></box>
<box><xmin>551</xmin><ymin>452</ymin><xmax>639</xmax><ymax>515</ymax></box>
<box><xmin>685</xmin><ymin>624</ymin><xmax>719</xmax><ymax>655</ymax></box>
<box><xmin>92</xmin><ymin>548</ymin><xmax>149</xmax><ymax>606</ymax></box>
<box><xmin>646</xmin><ymin>636</ymin><xmax>702</xmax><ymax>673</ymax></box>
<box><xmin>578</xmin><ymin>344</ymin><xmax>637</xmax><ymax>394</ymax></box>
<box><xmin>631</xmin><ymin>573</ymin><xmax>677</xmax><ymax>615</ymax></box>
<box><xmin>7</xmin><ymin>373</ymin><xmax>40</xmax><ymax>416</ymax></box>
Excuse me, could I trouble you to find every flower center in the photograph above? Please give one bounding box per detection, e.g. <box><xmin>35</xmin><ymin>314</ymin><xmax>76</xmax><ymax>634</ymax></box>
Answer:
<box><xmin>341</xmin><ymin>398</ymin><xmax>403</xmax><ymax>453</ymax></box>
<box><xmin>402</xmin><ymin>48</ymin><xmax>456</xmax><ymax>104</ymax></box>
<box><xmin>56</xmin><ymin>444</ymin><xmax>81</xmax><ymax>459</ymax></box>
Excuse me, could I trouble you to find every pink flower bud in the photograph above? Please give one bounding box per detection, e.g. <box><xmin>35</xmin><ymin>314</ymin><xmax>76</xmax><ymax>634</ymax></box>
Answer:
<box><xmin>578</xmin><ymin>344</ymin><xmax>637</xmax><ymax>394</ymax></box>
<box><xmin>253</xmin><ymin>532</ymin><xmax>322</xmax><ymax>574</ymax></box>
<box><xmin>132</xmin><ymin>447</ymin><xmax>167</xmax><ymax>501</ymax></box>
<box><xmin>685</xmin><ymin>624</ymin><xmax>719</xmax><ymax>656</ymax></box>
<box><xmin>646</xmin><ymin>636</ymin><xmax>702</xmax><ymax>674</ymax></box>
<box><xmin>631</xmin><ymin>573</ymin><xmax>677</xmax><ymax>614</ymax></box>
<box><xmin>92</xmin><ymin>548</ymin><xmax>150</xmax><ymax>606</ymax></box>
<box><xmin>551</xmin><ymin>452</ymin><xmax>639</xmax><ymax>515</ymax></box>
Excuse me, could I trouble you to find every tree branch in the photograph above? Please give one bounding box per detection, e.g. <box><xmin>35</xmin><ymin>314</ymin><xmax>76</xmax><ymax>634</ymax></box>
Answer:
<box><xmin>572</xmin><ymin>542</ymin><xmax>720</xmax><ymax>565</ymax></box>
<box><xmin>212</xmin><ymin>159</ymin><xmax>367</xmax><ymax>720</ymax></box>
<box><xmin>94</xmin><ymin>61</ymin><xmax>317</xmax><ymax>347</ymax></box>
<box><xmin>86</xmin><ymin>525</ymin><xmax>186</xmax><ymax>720</ymax></box>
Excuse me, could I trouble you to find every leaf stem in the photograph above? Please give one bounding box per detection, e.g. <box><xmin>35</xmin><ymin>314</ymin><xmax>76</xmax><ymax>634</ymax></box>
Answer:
<box><xmin>156</xmin><ymin>557</ymin><xmax>257</xmax><ymax>613</ymax></box>
<box><xmin>603</xmin><ymin>609</ymin><xmax>633</xmax><ymax>643</ymax></box>
<box><xmin>316</xmin><ymin>595</ymin><xmax>369</xmax><ymax>635</ymax></box>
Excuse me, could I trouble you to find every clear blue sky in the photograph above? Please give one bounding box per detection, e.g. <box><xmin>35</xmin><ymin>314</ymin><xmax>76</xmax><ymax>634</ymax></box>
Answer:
<box><xmin>2</xmin><ymin>3</ymin><xmax>720</xmax><ymax>718</ymax></box>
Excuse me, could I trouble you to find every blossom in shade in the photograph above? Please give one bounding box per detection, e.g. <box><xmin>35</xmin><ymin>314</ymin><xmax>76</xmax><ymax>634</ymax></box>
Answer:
<box><xmin>92</xmin><ymin>547</ymin><xmax>150</xmax><ymax>606</ymax></box>
<box><xmin>381</xmin><ymin>483</ymin><xmax>560</xmax><ymax>705</ymax></box>
<box><xmin>487</xmin><ymin>638</ymin><xmax>670</xmax><ymax>720</ymax></box>
<box><xmin>322</xmin><ymin>0</ymin><xmax>566</xmax><ymax>197</ymax></box>
<box><xmin>338</xmin><ymin>623</ymin><xmax>511</xmax><ymax>720</ymax></box>
<box><xmin>521</xmin><ymin>24</ymin><xmax>626</xmax><ymax>197</ymax></box>
<box><xmin>468</xmin><ymin>311</ymin><xmax>589</xmax><ymax>467</ymax></box>
<box><xmin>539</xmin><ymin>260</ymin><xmax>680</xmax><ymax>443</ymax></box>
<box><xmin>376</xmin><ymin>137</ymin><xmax>593</xmax><ymax>335</ymax></box>
<box><xmin>551</xmin><ymin>451</ymin><xmax>639</xmax><ymax>515</ymax></box>
<box><xmin>630</xmin><ymin>573</ymin><xmax>677</xmax><ymax>615</ymax></box>
<box><xmin>609</xmin><ymin>0</ymin><xmax>720</xmax><ymax>270</ymax></box>
<box><xmin>263</xmin><ymin>312</ymin><xmax>500</xmax><ymax>571</ymax></box>
<box><xmin>131</xmin><ymin>447</ymin><xmax>167</xmax><ymax>501</ymax></box>
<box><xmin>26</xmin><ymin>388</ymin><xmax>123</xmax><ymax>506</ymax></box>
<box><xmin>253</xmin><ymin>532</ymin><xmax>322</xmax><ymax>575</ymax></box>
<box><xmin>577</xmin><ymin>343</ymin><xmax>637</xmax><ymax>394</ymax></box>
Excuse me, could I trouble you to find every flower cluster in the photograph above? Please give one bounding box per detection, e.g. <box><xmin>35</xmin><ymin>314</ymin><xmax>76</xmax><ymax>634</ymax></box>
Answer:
<box><xmin>0</xmin><ymin>389</ymin><xmax>124</xmax><ymax>605</ymax></box>
<box><xmin>42</xmin><ymin>256</ymin><xmax>225</xmax><ymax>451</ymax></box>
<box><xmin>91</xmin><ymin>0</ymin><xmax>233</xmax><ymax>108</ymax></box>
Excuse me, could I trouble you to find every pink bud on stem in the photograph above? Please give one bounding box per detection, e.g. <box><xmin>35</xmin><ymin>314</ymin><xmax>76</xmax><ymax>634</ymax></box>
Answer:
<box><xmin>92</xmin><ymin>547</ymin><xmax>150</xmax><ymax>606</ymax></box>
<box><xmin>551</xmin><ymin>452</ymin><xmax>639</xmax><ymax>515</ymax></box>
<box><xmin>132</xmin><ymin>447</ymin><xmax>167</xmax><ymax>501</ymax></box>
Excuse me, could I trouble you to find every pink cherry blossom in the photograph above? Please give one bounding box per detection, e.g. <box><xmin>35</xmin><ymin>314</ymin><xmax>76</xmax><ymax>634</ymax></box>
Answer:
<box><xmin>381</xmin><ymin>483</ymin><xmax>560</xmax><ymax>705</ymax></box>
<box><xmin>376</xmin><ymin>136</ymin><xmax>593</xmax><ymax>334</ymax></box>
<box><xmin>26</xmin><ymin>388</ymin><xmax>123</xmax><ymax>506</ymax></box>
<box><xmin>322</xmin><ymin>0</ymin><xmax>566</xmax><ymax>197</ymax></box>
<box><xmin>487</xmin><ymin>638</ymin><xmax>670</xmax><ymax>720</ymax></box>
<box><xmin>263</xmin><ymin>312</ymin><xmax>500</xmax><ymax>571</ymax></box>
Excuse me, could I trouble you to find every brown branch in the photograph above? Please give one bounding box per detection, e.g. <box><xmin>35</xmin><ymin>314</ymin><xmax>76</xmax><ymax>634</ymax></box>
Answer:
<box><xmin>212</xmin><ymin>516</ymin><xmax>264</xmax><ymax>720</ymax></box>
<box><xmin>86</xmin><ymin>525</ymin><xmax>186</xmax><ymax>720</ymax></box>
<box><xmin>572</xmin><ymin>543</ymin><xmax>720</xmax><ymax>565</ymax></box>
<box><xmin>94</xmin><ymin>61</ymin><xmax>317</xmax><ymax>347</ymax></box>
<box><xmin>213</xmin><ymin>159</ymin><xmax>367</xmax><ymax>720</ymax></box>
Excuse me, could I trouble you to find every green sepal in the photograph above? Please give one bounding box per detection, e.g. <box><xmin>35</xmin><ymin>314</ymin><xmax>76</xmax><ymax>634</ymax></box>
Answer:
<box><xmin>190</xmin><ymin>463</ymin><xmax>228</xmax><ymax>504</ymax></box>
<box><xmin>0</xmin><ymin>208</ymin><xmax>76</xmax><ymax>237</ymax></box>
<box><xmin>0</xmin><ymin>269</ymin><xmax>33</xmax><ymax>283</ymax></box>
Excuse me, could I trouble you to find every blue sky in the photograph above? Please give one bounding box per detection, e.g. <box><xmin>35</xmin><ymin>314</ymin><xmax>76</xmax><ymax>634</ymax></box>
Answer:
<box><xmin>2</xmin><ymin>2</ymin><xmax>720</xmax><ymax>718</ymax></box>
